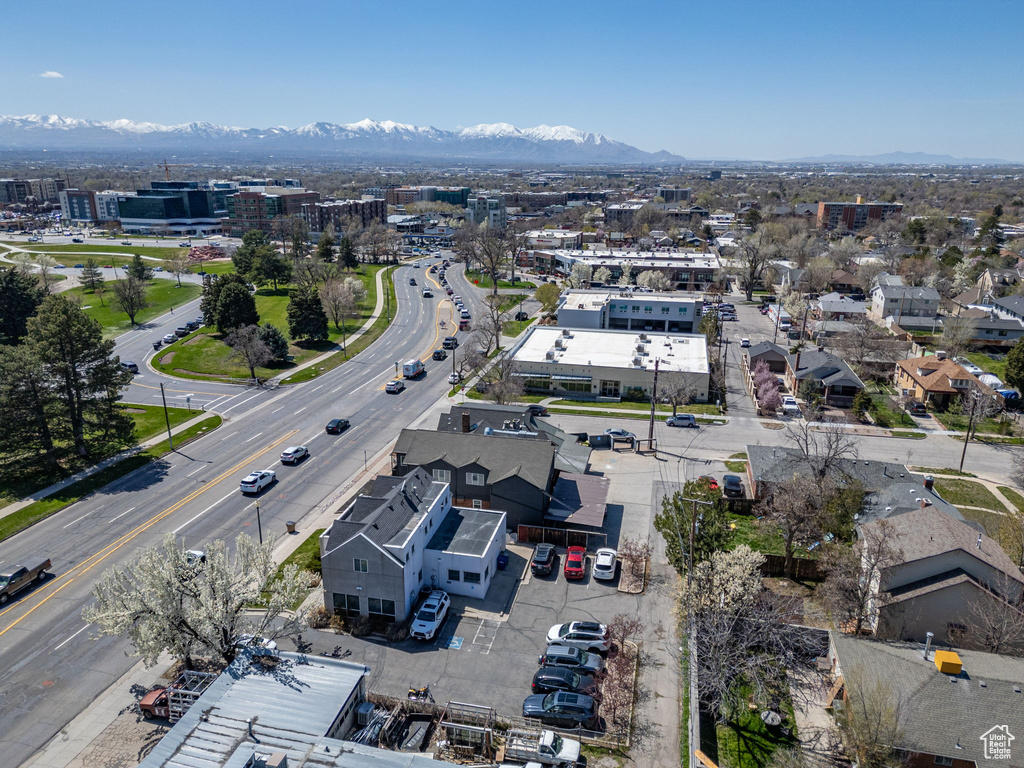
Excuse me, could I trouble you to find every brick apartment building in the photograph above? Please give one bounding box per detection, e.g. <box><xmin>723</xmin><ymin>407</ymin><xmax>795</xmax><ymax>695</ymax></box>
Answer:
<box><xmin>221</xmin><ymin>188</ymin><xmax>320</xmax><ymax>237</ymax></box>
<box><xmin>300</xmin><ymin>198</ymin><xmax>387</xmax><ymax>234</ymax></box>
<box><xmin>816</xmin><ymin>197</ymin><xmax>904</xmax><ymax>231</ymax></box>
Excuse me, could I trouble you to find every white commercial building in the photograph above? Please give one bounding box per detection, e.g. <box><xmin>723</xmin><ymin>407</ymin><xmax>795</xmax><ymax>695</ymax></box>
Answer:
<box><xmin>510</xmin><ymin>326</ymin><xmax>710</xmax><ymax>401</ymax></box>
<box><xmin>557</xmin><ymin>289</ymin><xmax>703</xmax><ymax>333</ymax></box>
<box><xmin>530</xmin><ymin>248</ymin><xmax>721</xmax><ymax>291</ymax></box>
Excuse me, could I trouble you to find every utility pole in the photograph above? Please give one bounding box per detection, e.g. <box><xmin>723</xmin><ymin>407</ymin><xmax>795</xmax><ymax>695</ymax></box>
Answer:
<box><xmin>255</xmin><ymin>500</ymin><xmax>263</xmax><ymax>544</ymax></box>
<box><xmin>159</xmin><ymin>382</ymin><xmax>173</xmax><ymax>450</ymax></box>
<box><xmin>648</xmin><ymin>358</ymin><xmax>660</xmax><ymax>446</ymax></box>
<box><xmin>958</xmin><ymin>391</ymin><xmax>982</xmax><ymax>473</ymax></box>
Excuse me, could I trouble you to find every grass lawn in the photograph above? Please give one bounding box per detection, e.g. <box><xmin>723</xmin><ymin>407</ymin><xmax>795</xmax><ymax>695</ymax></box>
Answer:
<box><xmin>999</xmin><ymin>487</ymin><xmax>1024</xmax><ymax>514</ymax></box>
<box><xmin>725</xmin><ymin>452</ymin><xmax>748</xmax><ymax>472</ymax></box>
<box><xmin>716</xmin><ymin>702</ymin><xmax>798</xmax><ymax>768</ymax></box>
<box><xmin>867</xmin><ymin>392</ymin><xmax>916</xmax><ymax>429</ymax></box>
<box><xmin>262</xmin><ymin>527</ymin><xmax>326</xmax><ymax>609</ymax></box>
<box><xmin>909</xmin><ymin>467</ymin><xmax>976</xmax><ymax>477</ymax></box>
<box><xmin>726</xmin><ymin>515</ymin><xmax>803</xmax><ymax>558</ymax></box>
<box><xmin>465</xmin><ymin>269</ymin><xmax>535</xmax><ymax>289</ymax></box>
<box><xmin>154</xmin><ymin>266</ymin><xmax>383</xmax><ymax>382</ymax></box>
<box><xmin>960</xmin><ymin>507</ymin><xmax>1008</xmax><ymax>539</ymax></box>
<box><xmin>965</xmin><ymin>351</ymin><xmax>1007</xmax><ymax>381</ymax></box>
<box><xmin>932</xmin><ymin>478</ymin><xmax>1008</xmax><ymax>513</ymax></box>
<box><xmin>70</xmin><ymin>280</ymin><xmax>202</xmax><ymax>337</ymax></box>
<box><xmin>0</xmin><ymin>415</ymin><xmax>221</xmax><ymax>543</ymax></box>
<box><xmin>126</xmin><ymin>403</ymin><xmax>197</xmax><ymax>441</ymax></box>
<box><xmin>1</xmin><ymin>242</ymin><xmax>181</xmax><ymax>259</ymax></box>
<box><xmin>194</xmin><ymin>260</ymin><xmax>235</xmax><ymax>275</ymax></box>
<box><xmin>889</xmin><ymin>431</ymin><xmax>926</xmax><ymax>439</ymax></box>
<box><xmin>930</xmin><ymin>409</ymin><xmax>1017</xmax><ymax>435</ymax></box>
<box><xmin>497</xmin><ymin>293</ymin><xmax>528</xmax><ymax>313</ymax></box>
<box><xmin>502</xmin><ymin>318</ymin><xmax>535</xmax><ymax>337</ymax></box>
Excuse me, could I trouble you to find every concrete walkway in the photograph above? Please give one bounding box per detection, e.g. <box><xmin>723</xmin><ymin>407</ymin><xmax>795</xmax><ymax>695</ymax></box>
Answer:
<box><xmin>788</xmin><ymin>667</ymin><xmax>845</xmax><ymax>768</ymax></box>
<box><xmin>0</xmin><ymin>411</ymin><xmax>216</xmax><ymax>521</ymax></box>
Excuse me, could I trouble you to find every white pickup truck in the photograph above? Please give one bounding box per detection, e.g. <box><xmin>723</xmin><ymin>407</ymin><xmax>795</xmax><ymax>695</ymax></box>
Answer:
<box><xmin>504</xmin><ymin>729</ymin><xmax>580</xmax><ymax>767</ymax></box>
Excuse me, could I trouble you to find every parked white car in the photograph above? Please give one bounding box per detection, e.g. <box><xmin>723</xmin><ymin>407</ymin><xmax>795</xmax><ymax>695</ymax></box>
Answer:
<box><xmin>592</xmin><ymin>548</ymin><xmax>618</xmax><ymax>581</ymax></box>
<box><xmin>781</xmin><ymin>395</ymin><xmax>801</xmax><ymax>416</ymax></box>
<box><xmin>410</xmin><ymin>590</ymin><xmax>451</xmax><ymax>641</ymax></box>
<box><xmin>546</xmin><ymin>621</ymin><xmax>609</xmax><ymax>654</ymax></box>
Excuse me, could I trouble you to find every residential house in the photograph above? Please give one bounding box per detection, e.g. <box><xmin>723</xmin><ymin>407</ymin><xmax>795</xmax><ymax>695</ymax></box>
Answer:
<box><xmin>993</xmin><ymin>295</ymin><xmax>1024</xmax><ymax>323</ymax></box>
<box><xmin>868</xmin><ymin>283</ymin><xmax>942</xmax><ymax>329</ymax></box>
<box><xmin>859</xmin><ymin>505</ymin><xmax>1024</xmax><ymax>646</ymax></box>
<box><xmin>829</xmin><ymin>269</ymin><xmax>860</xmax><ymax>294</ymax></box>
<box><xmin>827</xmin><ymin>633</ymin><xmax>1024</xmax><ymax>768</ymax></box>
<box><xmin>968</xmin><ymin>317</ymin><xmax>1024</xmax><ymax>346</ymax></box>
<box><xmin>894</xmin><ymin>355</ymin><xmax>998</xmax><ymax>410</ymax></box>
<box><xmin>977</xmin><ymin>267</ymin><xmax>1021</xmax><ymax>298</ymax></box>
<box><xmin>746</xmin><ymin>341</ymin><xmax>789</xmax><ymax>374</ymax></box>
<box><xmin>391</xmin><ymin>429</ymin><xmax>556</xmax><ymax>529</ymax></box>
<box><xmin>745</xmin><ymin>444</ymin><xmax>919</xmax><ymax>499</ymax></box>
<box><xmin>814</xmin><ymin>292</ymin><xmax>868</xmax><ymax>321</ymax></box>
<box><xmin>786</xmin><ymin>347</ymin><xmax>865</xmax><ymax>407</ymax></box>
<box><xmin>319</xmin><ymin>468</ymin><xmax>505</xmax><ymax>621</ymax></box>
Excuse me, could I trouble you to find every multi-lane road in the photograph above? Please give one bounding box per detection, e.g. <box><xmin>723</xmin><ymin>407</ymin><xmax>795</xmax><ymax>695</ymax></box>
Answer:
<box><xmin>0</xmin><ymin>255</ymin><xmax>482</xmax><ymax>767</ymax></box>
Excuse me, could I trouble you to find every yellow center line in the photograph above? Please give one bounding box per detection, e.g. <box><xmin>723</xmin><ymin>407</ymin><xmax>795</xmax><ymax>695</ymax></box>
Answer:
<box><xmin>0</xmin><ymin>429</ymin><xmax>299</xmax><ymax>637</ymax></box>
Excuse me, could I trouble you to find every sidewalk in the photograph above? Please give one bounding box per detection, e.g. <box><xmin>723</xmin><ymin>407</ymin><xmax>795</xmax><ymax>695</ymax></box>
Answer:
<box><xmin>0</xmin><ymin>410</ymin><xmax>217</xmax><ymax>521</ymax></box>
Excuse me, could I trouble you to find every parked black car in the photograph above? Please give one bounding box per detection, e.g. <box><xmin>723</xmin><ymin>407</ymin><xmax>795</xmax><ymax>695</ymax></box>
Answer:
<box><xmin>531</xmin><ymin>543</ymin><xmax>556</xmax><ymax>576</ymax></box>
<box><xmin>723</xmin><ymin>475</ymin><xmax>745</xmax><ymax>498</ymax></box>
<box><xmin>532</xmin><ymin>666</ymin><xmax>596</xmax><ymax>695</ymax></box>
<box><xmin>907</xmin><ymin>401</ymin><xmax>928</xmax><ymax>416</ymax></box>
<box><xmin>522</xmin><ymin>691</ymin><xmax>597</xmax><ymax>728</ymax></box>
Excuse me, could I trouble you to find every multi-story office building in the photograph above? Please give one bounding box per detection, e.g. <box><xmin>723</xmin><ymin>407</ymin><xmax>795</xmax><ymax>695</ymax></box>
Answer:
<box><xmin>604</xmin><ymin>201</ymin><xmax>646</xmax><ymax>228</ymax></box>
<box><xmin>503</xmin><ymin>191</ymin><xmax>569</xmax><ymax>210</ymax></box>
<box><xmin>0</xmin><ymin>178</ymin><xmax>67</xmax><ymax>204</ymax></box>
<box><xmin>94</xmin><ymin>192</ymin><xmax>122</xmax><ymax>224</ymax></box>
<box><xmin>656</xmin><ymin>186</ymin><xmax>692</xmax><ymax>204</ymax></box>
<box><xmin>557</xmin><ymin>289</ymin><xmax>703</xmax><ymax>333</ymax></box>
<box><xmin>59</xmin><ymin>189</ymin><xmax>97</xmax><ymax>223</ymax></box>
<box><xmin>301</xmin><ymin>198</ymin><xmax>387</xmax><ymax>234</ymax></box>
<box><xmin>530</xmin><ymin>248</ymin><xmax>721</xmax><ymax>291</ymax></box>
<box><xmin>220</xmin><ymin>188</ymin><xmax>320</xmax><ymax>237</ymax></box>
<box><xmin>118</xmin><ymin>187</ymin><xmax>222</xmax><ymax>236</ymax></box>
<box><xmin>466</xmin><ymin>195</ymin><xmax>507</xmax><ymax>229</ymax></box>
<box><xmin>816</xmin><ymin>198</ymin><xmax>904</xmax><ymax>231</ymax></box>
<box><xmin>383</xmin><ymin>186</ymin><xmax>471</xmax><ymax>207</ymax></box>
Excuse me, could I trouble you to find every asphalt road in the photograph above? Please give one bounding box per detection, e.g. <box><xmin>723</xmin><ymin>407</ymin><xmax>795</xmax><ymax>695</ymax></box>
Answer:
<box><xmin>0</xmin><ymin>255</ymin><xmax>482</xmax><ymax>768</ymax></box>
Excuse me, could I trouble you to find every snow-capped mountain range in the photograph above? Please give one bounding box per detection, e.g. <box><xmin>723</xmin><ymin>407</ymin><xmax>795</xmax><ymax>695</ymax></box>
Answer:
<box><xmin>0</xmin><ymin>114</ymin><xmax>683</xmax><ymax>163</ymax></box>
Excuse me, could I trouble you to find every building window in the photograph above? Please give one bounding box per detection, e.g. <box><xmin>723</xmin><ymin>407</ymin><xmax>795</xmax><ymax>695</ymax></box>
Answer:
<box><xmin>662</xmin><ymin>307</ymin><xmax>670</xmax><ymax>314</ymax></box>
<box><xmin>432</xmin><ymin>469</ymin><xmax>451</xmax><ymax>483</ymax></box>
<box><xmin>333</xmin><ymin>593</ymin><xmax>360</xmax><ymax>616</ymax></box>
<box><xmin>473</xmin><ymin>499</ymin><xmax>483</xmax><ymax>509</ymax></box>
<box><xmin>353</xmin><ymin>558</ymin><xmax>368</xmax><ymax>573</ymax></box>
<box><xmin>466</xmin><ymin>472</ymin><xmax>485</xmax><ymax>486</ymax></box>
<box><xmin>368</xmin><ymin>598</ymin><xmax>396</xmax><ymax>618</ymax></box>
<box><xmin>631</xmin><ymin>305</ymin><xmax>639</xmax><ymax>313</ymax></box>
<box><xmin>448</xmin><ymin>569</ymin><xmax>461</xmax><ymax>582</ymax></box>
<box><xmin>464</xmin><ymin>571</ymin><xmax>481</xmax><ymax>584</ymax></box>
<box><xmin>934</xmin><ymin>757</ymin><xmax>953</xmax><ymax>766</ymax></box>
<box><xmin>645</xmin><ymin>306</ymin><xmax>653</xmax><ymax>314</ymax></box>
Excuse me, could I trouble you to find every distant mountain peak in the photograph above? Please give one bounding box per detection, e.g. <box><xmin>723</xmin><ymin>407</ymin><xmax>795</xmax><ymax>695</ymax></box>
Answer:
<box><xmin>0</xmin><ymin>112</ymin><xmax>684</xmax><ymax>164</ymax></box>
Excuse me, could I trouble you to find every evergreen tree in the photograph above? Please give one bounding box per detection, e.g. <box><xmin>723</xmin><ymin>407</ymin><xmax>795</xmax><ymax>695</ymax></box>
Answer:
<box><xmin>0</xmin><ymin>265</ymin><xmax>45</xmax><ymax>345</ymax></box>
<box><xmin>215</xmin><ymin>283</ymin><xmax>260</xmax><ymax>333</ymax></box>
<box><xmin>251</xmin><ymin>247</ymin><xmax>293</xmax><ymax>291</ymax></box>
<box><xmin>80</xmin><ymin>259</ymin><xmax>104</xmax><ymax>292</ymax></box>
<box><xmin>232</xmin><ymin>229</ymin><xmax>271</xmax><ymax>276</ymax></box>
<box><xmin>286</xmin><ymin>286</ymin><xmax>329</xmax><ymax>341</ymax></box>
<box><xmin>257</xmin><ymin>323</ymin><xmax>289</xmax><ymax>361</ymax></box>
<box><xmin>126</xmin><ymin>254</ymin><xmax>154</xmax><ymax>281</ymax></box>
<box><xmin>27</xmin><ymin>295</ymin><xmax>133</xmax><ymax>459</ymax></box>
<box><xmin>0</xmin><ymin>345</ymin><xmax>60</xmax><ymax>467</ymax></box>
<box><xmin>1005</xmin><ymin>341</ymin><xmax>1024</xmax><ymax>394</ymax></box>
<box><xmin>200</xmin><ymin>273</ymin><xmax>248</xmax><ymax>323</ymax></box>
<box><xmin>316</xmin><ymin>229</ymin><xmax>336</xmax><ymax>262</ymax></box>
<box><xmin>338</xmin><ymin>237</ymin><xmax>359</xmax><ymax>270</ymax></box>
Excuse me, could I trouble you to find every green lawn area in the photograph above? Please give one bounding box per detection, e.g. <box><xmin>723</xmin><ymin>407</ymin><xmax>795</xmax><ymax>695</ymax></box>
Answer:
<box><xmin>497</xmin><ymin>293</ymin><xmax>528</xmax><ymax>313</ymax></box>
<box><xmin>725</xmin><ymin>515</ymin><xmax>813</xmax><ymax>559</ymax></box>
<box><xmin>465</xmin><ymin>269</ymin><xmax>535</xmax><ymax>289</ymax></box>
<box><xmin>126</xmin><ymin>403</ymin><xmax>197</xmax><ymax>441</ymax></box>
<box><xmin>909</xmin><ymin>467</ymin><xmax>976</xmax><ymax>477</ymax></box>
<box><xmin>960</xmin><ymin>507</ymin><xmax>1008</xmax><ymax>539</ymax></box>
<box><xmin>999</xmin><ymin>487</ymin><xmax>1024</xmax><ymax>514</ymax></box>
<box><xmin>0</xmin><ymin>415</ymin><xmax>221</xmax><ymax>543</ymax></box>
<box><xmin>965</xmin><ymin>351</ymin><xmax>1007</xmax><ymax>381</ymax></box>
<box><xmin>889</xmin><ymin>431</ymin><xmax>926</xmax><ymax>439</ymax></box>
<box><xmin>930</xmin><ymin>409</ymin><xmax>1016</xmax><ymax>435</ymax></box>
<box><xmin>716</xmin><ymin>701</ymin><xmax>798</xmax><ymax>768</ymax></box>
<box><xmin>195</xmin><ymin>260</ymin><xmax>235</xmax><ymax>275</ymax></box>
<box><xmin>932</xmin><ymin>478</ymin><xmax>1008</xmax><ymax>512</ymax></box>
<box><xmin>154</xmin><ymin>266</ymin><xmax>384</xmax><ymax>382</ymax></box>
<box><xmin>725</xmin><ymin>452</ymin><xmax>748</xmax><ymax>472</ymax></box>
<box><xmin>867</xmin><ymin>391</ymin><xmax>916</xmax><ymax>428</ymax></box>
<box><xmin>263</xmin><ymin>527</ymin><xmax>325</xmax><ymax>609</ymax></box>
<box><xmin>502</xmin><ymin>318</ymin><xmax>535</xmax><ymax>337</ymax></box>
<box><xmin>2</xmin><ymin>242</ymin><xmax>181</xmax><ymax>259</ymax></box>
<box><xmin>68</xmin><ymin>280</ymin><xmax>202</xmax><ymax>337</ymax></box>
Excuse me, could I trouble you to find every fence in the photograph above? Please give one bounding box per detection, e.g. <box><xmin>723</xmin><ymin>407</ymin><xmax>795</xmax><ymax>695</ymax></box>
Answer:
<box><xmin>516</xmin><ymin>525</ymin><xmax>607</xmax><ymax>550</ymax></box>
<box><xmin>759</xmin><ymin>554</ymin><xmax>822</xmax><ymax>580</ymax></box>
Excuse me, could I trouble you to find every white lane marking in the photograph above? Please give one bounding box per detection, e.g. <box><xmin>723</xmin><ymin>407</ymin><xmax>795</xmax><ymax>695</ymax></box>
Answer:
<box><xmin>55</xmin><ymin>624</ymin><xmax>91</xmax><ymax>650</ymax></box>
<box><xmin>293</xmin><ymin>407</ymin><xmax>307</xmax><ymax>414</ymax></box>
<box><xmin>219</xmin><ymin>431</ymin><xmax>238</xmax><ymax>442</ymax></box>
<box><xmin>243</xmin><ymin>432</ymin><xmax>264</xmax><ymax>443</ymax></box>
<box><xmin>171</xmin><ymin>489</ymin><xmax>237</xmax><ymax>534</ymax></box>
<box><xmin>108</xmin><ymin>506</ymin><xmax>137</xmax><ymax>523</ymax></box>
<box><xmin>310</xmin><ymin>384</ymin><xmax>324</xmax><ymax>392</ymax></box>
<box><xmin>221</xmin><ymin>391</ymin><xmax>264</xmax><ymax>413</ymax></box>
<box><xmin>186</xmin><ymin>466</ymin><xmax>205</xmax><ymax>478</ymax></box>
<box><xmin>63</xmin><ymin>506</ymin><xmax>103</xmax><ymax>529</ymax></box>
<box><xmin>349</xmin><ymin>378</ymin><xmax>375</xmax><ymax>394</ymax></box>
<box><xmin>271</xmin><ymin>406</ymin><xmax>285</xmax><ymax>414</ymax></box>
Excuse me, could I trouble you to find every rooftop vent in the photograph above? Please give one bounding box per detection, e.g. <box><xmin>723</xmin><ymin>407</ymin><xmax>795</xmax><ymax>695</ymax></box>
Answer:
<box><xmin>554</xmin><ymin>339</ymin><xmax>563</xmax><ymax>349</ymax></box>
<box><xmin>632</xmin><ymin>356</ymin><xmax>642</xmax><ymax>366</ymax></box>
<box><xmin>545</xmin><ymin>350</ymin><xmax>556</xmax><ymax>360</ymax></box>
<box><xmin>562</xmin><ymin>329</ymin><xmax>571</xmax><ymax>337</ymax></box>
<box><xmin>639</xmin><ymin>333</ymin><xmax>648</xmax><ymax>341</ymax></box>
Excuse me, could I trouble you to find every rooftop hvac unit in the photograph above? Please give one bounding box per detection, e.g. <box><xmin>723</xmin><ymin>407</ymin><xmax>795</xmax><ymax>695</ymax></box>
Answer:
<box><xmin>636</xmin><ymin>344</ymin><xmax>645</xmax><ymax>353</ymax></box>
<box><xmin>633</xmin><ymin>356</ymin><xmax>642</xmax><ymax>365</ymax></box>
<box><xmin>554</xmin><ymin>338</ymin><xmax>563</xmax><ymax>348</ymax></box>
<box><xmin>639</xmin><ymin>333</ymin><xmax>648</xmax><ymax>341</ymax></box>
<box><xmin>545</xmin><ymin>350</ymin><xmax>556</xmax><ymax>359</ymax></box>
<box><xmin>356</xmin><ymin>701</ymin><xmax>375</xmax><ymax>725</ymax></box>
<box><xmin>562</xmin><ymin>329</ymin><xmax>571</xmax><ymax>337</ymax></box>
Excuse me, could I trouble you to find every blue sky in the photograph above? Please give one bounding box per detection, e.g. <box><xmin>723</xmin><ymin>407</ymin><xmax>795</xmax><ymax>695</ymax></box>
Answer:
<box><xmin>5</xmin><ymin>0</ymin><xmax>1023</xmax><ymax>160</ymax></box>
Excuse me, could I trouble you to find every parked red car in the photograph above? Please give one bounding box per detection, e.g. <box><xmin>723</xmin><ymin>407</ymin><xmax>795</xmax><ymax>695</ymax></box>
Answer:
<box><xmin>698</xmin><ymin>475</ymin><xmax>720</xmax><ymax>491</ymax></box>
<box><xmin>564</xmin><ymin>546</ymin><xmax>587</xmax><ymax>580</ymax></box>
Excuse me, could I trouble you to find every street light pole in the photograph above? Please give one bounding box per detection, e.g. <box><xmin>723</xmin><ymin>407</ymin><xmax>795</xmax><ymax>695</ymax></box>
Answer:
<box><xmin>159</xmin><ymin>382</ymin><xmax>174</xmax><ymax>450</ymax></box>
<box><xmin>255</xmin><ymin>500</ymin><xmax>263</xmax><ymax>544</ymax></box>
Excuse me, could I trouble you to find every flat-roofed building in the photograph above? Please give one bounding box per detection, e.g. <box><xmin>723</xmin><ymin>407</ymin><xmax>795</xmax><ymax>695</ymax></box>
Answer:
<box><xmin>510</xmin><ymin>326</ymin><xmax>710</xmax><ymax>401</ymax></box>
<box><xmin>557</xmin><ymin>289</ymin><xmax>703</xmax><ymax>333</ymax></box>
<box><xmin>531</xmin><ymin>248</ymin><xmax>720</xmax><ymax>291</ymax></box>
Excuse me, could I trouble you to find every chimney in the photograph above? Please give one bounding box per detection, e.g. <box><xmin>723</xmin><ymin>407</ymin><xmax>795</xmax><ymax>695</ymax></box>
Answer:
<box><xmin>924</xmin><ymin>475</ymin><xmax>934</xmax><ymax>491</ymax></box>
<box><xmin>856</xmin><ymin>195</ymin><xmax>864</xmax><ymax>205</ymax></box>
<box><xmin>461</xmin><ymin>411</ymin><xmax>470</xmax><ymax>433</ymax></box>
<box><xmin>923</xmin><ymin>631</ymin><xmax>934</xmax><ymax>660</ymax></box>
<box><xmin>977</xmin><ymin>534</ymin><xmax>983</xmax><ymax>550</ymax></box>
<box><xmin>793</xmin><ymin>351</ymin><xmax>802</xmax><ymax>376</ymax></box>
<box><xmin>920</xmin><ymin>498</ymin><xmax>932</xmax><ymax>508</ymax></box>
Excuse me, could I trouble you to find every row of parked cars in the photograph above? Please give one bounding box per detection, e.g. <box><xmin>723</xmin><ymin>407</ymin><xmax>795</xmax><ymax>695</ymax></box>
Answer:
<box><xmin>531</xmin><ymin>544</ymin><xmax>618</xmax><ymax>582</ymax></box>
<box><xmin>156</xmin><ymin>316</ymin><xmax>204</xmax><ymax>347</ymax></box>
<box><xmin>525</xmin><ymin>621</ymin><xmax>611</xmax><ymax>729</ymax></box>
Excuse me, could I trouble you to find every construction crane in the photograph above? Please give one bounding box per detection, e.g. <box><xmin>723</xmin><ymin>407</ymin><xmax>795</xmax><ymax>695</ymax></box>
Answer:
<box><xmin>156</xmin><ymin>159</ymin><xmax>194</xmax><ymax>181</ymax></box>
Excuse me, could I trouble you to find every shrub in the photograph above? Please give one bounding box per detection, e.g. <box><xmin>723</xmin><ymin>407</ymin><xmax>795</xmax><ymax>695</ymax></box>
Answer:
<box><xmin>385</xmin><ymin>621</ymin><xmax>410</xmax><ymax>643</ymax></box>
<box><xmin>308</xmin><ymin>605</ymin><xmax>331</xmax><ymax>629</ymax></box>
<box><xmin>350</xmin><ymin>615</ymin><xmax>374</xmax><ymax>636</ymax></box>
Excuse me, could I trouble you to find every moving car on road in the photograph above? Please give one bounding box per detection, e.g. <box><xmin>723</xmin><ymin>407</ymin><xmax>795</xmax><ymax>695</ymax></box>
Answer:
<box><xmin>0</xmin><ymin>558</ymin><xmax>51</xmax><ymax>605</ymax></box>
<box><xmin>385</xmin><ymin>380</ymin><xmax>406</xmax><ymax>394</ymax></box>
<box><xmin>239</xmin><ymin>470</ymin><xmax>276</xmax><ymax>494</ymax></box>
<box><xmin>325</xmin><ymin>419</ymin><xmax>350</xmax><ymax>434</ymax></box>
<box><xmin>666</xmin><ymin>414</ymin><xmax>697</xmax><ymax>428</ymax></box>
<box><xmin>279</xmin><ymin>446</ymin><xmax>309</xmax><ymax>464</ymax></box>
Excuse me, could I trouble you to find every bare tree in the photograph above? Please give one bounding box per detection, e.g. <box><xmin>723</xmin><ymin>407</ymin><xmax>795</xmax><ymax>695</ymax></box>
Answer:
<box><xmin>804</xmin><ymin>255</ymin><xmax>835</xmax><ymax>296</ymax></box>
<box><xmin>953</xmin><ymin>577</ymin><xmax>1024</xmax><ymax>655</ymax></box>
<box><xmin>658</xmin><ymin>372</ymin><xmax>698</xmax><ymax>415</ymax></box>
<box><xmin>226</xmin><ymin>324</ymin><xmax>272</xmax><ymax>380</ymax></box>
<box><xmin>938</xmin><ymin>315</ymin><xmax>976</xmax><ymax>360</ymax></box>
<box><xmin>828</xmin><ymin>236</ymin><xmax>863</xmax><ymax>271</ymax></box>
<box><xmin>35</xmin><ymin>254</ymin><xmax>59</xmax><ymax>293</ymax></box>
<box><xmin>112</xmin><ymin>275</ymin><xmax>149</xmax><ymax>325</ymax></box>
<box><xmin>482</xmin><ymin>352</ymin><xmax>523</xmax><ymax>405</ymax></box>
<box><xmin>955</xmin><ymin>386</ymin><xmax>1003</xmax><ymax>472</ymax></box>
<box><xmin>163</xmin><ymin>253</ymin><xmax>192</xmax><ymax>288</ymax></box>
<box><xmin>319</xmin><ymin>277</ymin><xmax>364</xmax><ymax>352</ymax></box>
<box><xmin>477</xmin><ymin>226</ymin><xmax>510</xmax><ymax>296</ymax></box>
<box><xmin>785</xmin><ymin>414</ymin><xmax>858</xmax><ymax>479</ymax></box>
<box><xmin>616</xmin><ymin>536</ymin><xmax>653</xmax><ymax>587</ymax></box>
<box><xmin>836</xmin><ymin>665</ymin><xmax>908</xmax><ymax>768</ymax></box>
<box><xmin>456</xmin><ymin>347</ymin><xmax>486</xmax><ymax>381</ymax></box>
<box><xmin>830</xmin><ymin>316</ymin><xmax>903</xmax><ymax>379</ymax></box>
<box><xmin>733</xmin><ymin>223</ymin><xmax>783</xmax><ymax>302</ymax></box>
<box><xmin>818</xmin><ymin>519</ymin><xmax>903</xmax><ymax>635</ymax></box>
<box><xmin>759</xmin><ymin>474</ymin><xmax>826</xmax><ymax>579</ymax></box>
<box><xmin>474</xmin><ymin>294</ymin><xmax>512</xmax><ymax>356</ymax></box>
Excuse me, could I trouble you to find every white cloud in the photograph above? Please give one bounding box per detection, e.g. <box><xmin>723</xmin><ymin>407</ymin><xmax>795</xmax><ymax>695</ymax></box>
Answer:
<box><xmin>39</xmin><ymin>71</ymin><xmax>64</xmax><ymax>79</ymax></box>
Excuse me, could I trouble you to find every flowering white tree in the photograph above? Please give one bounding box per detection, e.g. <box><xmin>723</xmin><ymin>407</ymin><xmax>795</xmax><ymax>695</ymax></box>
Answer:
<box><xmin>83</xmin><ymin>533</ymin><xmax>312</xmax><ymax>668</ymax></box>
<box><xmin>636</xmin><ymin>270</ymin><xmax>672</xmax><ymax>291</ymax></box>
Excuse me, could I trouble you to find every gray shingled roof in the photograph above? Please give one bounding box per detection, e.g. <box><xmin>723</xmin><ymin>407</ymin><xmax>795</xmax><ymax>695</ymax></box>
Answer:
<box><xmin>394</xmin><ymin>428</ymin><xmax>554</xmax><ymax>491</ymax></box>
<box><xmin>747</xmin><ymin>445</ymin><xmax>916</xmax><ymax>491</ymax></box>
<box><xmin>325</xmin><ymin>467</ymin><xmax>442</xmax><ymax>554</ymax></box>
<box><xmin>859</xmin><ymin>482</ymin><xmax>966</xmax><ymax>525</ymax></box>
<box><xmin>785</xmin><ymin>349</ymin><xmax>865</xmax><ymax>388</ymax></box>
<box><xmin>862</xmin><ymin>505</ymin><xmax>1024</xmax><ymax>583</ymax></box>
<box><xmin>874</xmin><ymin>284</ymin><xmax>941</xmax><ymax>301</ymax></box>
<box><xmin>994</xmin><ymin>295</ymin><xmax>1024</xmax><ymax>316</ymax></box>
<box><xmin>747</xmin><ymin>340</ymin><xmax>788</xmax><ymax>359</ymax></box>
<box><xmin>831</xmin><ymin>633</ymin><xmax>1024</xmax><ymax>765</ymax></box>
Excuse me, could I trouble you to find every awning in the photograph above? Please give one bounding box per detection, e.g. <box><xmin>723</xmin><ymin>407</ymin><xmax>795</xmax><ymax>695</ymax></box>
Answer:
<box><xmin>551</xmin><ymin>374</ymin><xmax>593</xmax><ymax>382</ymax></box>
<box><xmin>512</xmin><ymin>371</ymin><xmax>548</xmax><ymax>378</ymax></box>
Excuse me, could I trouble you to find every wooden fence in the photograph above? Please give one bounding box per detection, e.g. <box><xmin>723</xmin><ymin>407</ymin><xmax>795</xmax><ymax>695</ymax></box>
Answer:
<box><xmin>759</xmin><ymin>554</ymin><xmax>822</xmax><ymax>580</ymax></box>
